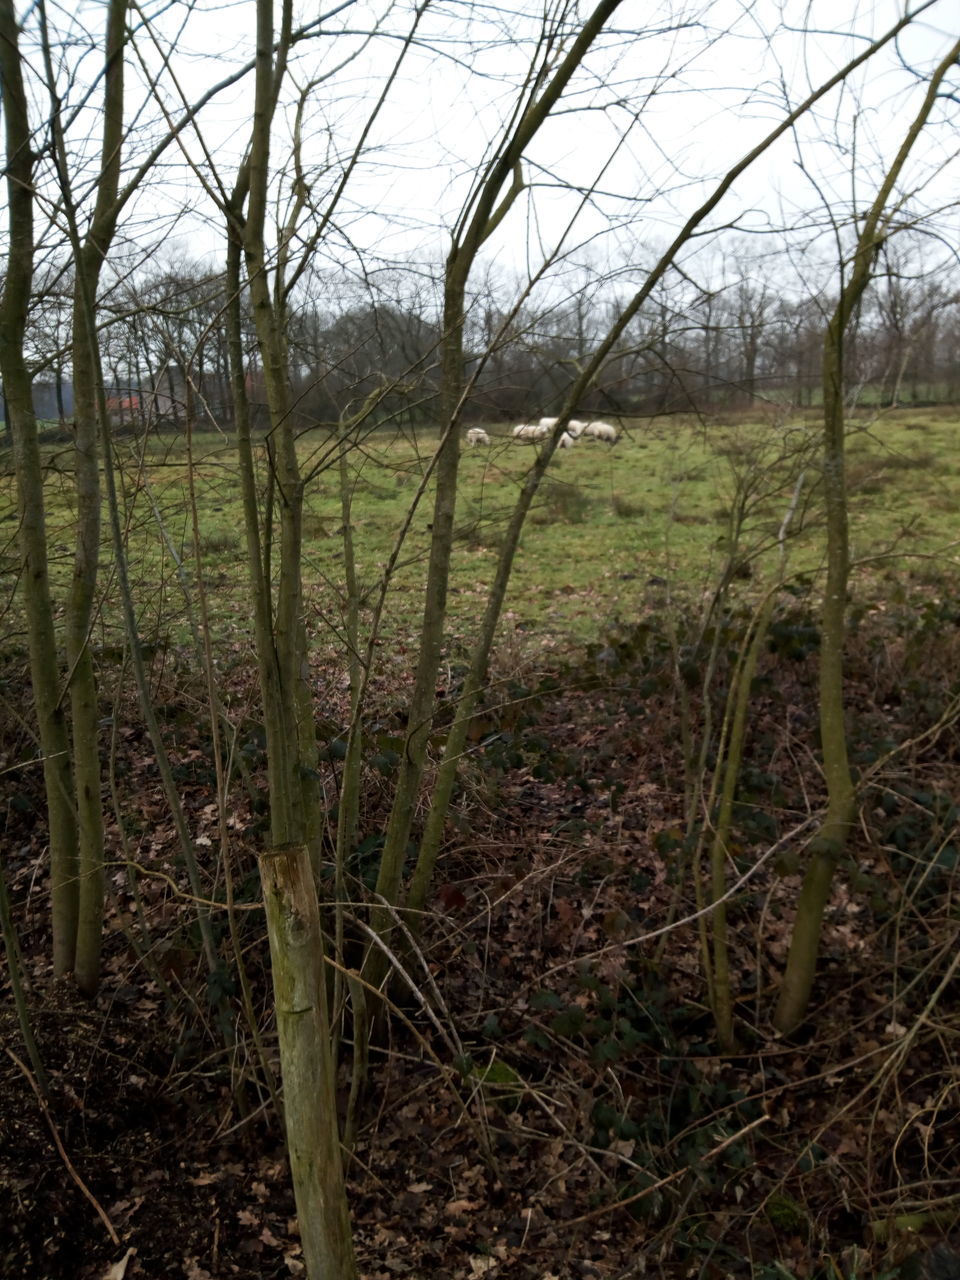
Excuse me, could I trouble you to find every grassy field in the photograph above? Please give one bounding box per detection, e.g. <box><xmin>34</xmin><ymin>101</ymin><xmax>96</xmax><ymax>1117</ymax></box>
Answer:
<box><xmin>2</xmin><ymin>406</ymin><xmax>959</xmax><ymax>663</ymax></box>
<box><xmin>3</xmin><ymin>410</ymin><xmax>960</xmax><ymax>1279</ymax></box>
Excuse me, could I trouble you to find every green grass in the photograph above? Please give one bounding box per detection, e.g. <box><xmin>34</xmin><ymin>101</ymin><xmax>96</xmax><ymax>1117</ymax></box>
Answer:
<box><xmin>2</xmin><ymin>407</ymin><xmax>960</xmax><ymax>665</ymax></box>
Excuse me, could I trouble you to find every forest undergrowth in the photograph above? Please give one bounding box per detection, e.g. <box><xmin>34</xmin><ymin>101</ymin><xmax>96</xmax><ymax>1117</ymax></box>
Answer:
<box><xmin>1</xmin><ymin>577</ymin><xmax>959</xmax><ymax>1280</ymax></box>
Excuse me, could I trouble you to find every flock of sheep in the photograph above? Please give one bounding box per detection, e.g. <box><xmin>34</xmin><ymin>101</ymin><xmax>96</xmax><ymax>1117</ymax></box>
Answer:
<box><xmin>465</xmin><ymin>417</ymin><xmax>619</xmax><ymax>448</ymax></box>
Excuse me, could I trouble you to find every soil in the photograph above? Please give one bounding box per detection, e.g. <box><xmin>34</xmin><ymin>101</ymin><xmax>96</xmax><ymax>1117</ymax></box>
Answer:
<box><xmin>2</xmin><ymin>608</ymin><xmax>959</xmax><ymax>1279</ymax></box>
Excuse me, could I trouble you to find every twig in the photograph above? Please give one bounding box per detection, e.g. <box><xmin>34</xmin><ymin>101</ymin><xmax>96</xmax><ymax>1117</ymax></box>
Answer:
<box><xmin>539</xmin><ymin>816</ymin><xmax>816</xmax><ymax>982</ymax></box>
<box><xmin>0</xmin><ymin>866</ymin><xmax>48</xmax><ymax>1095</ymax></box>
<box><xmin>5</xmin><ymin>1047</ymin><xmax>120</xmax><ymax>1246</ymax></box>
<box><xmin>559</xmin><ymin>1113</ymin><xmax>771</xmax><ymax>1227</ymax></box>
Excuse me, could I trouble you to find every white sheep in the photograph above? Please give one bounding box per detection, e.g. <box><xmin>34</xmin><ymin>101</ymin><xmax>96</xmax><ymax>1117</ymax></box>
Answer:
<box><xmin>582</xmin><ymin>420</ymin><xmax>619</xmax><ymax>443</ymax></box>
<box><xmin>465</xmin><ymin>427</ymin><xmax>491</xmax><ymax>446</ymax></box>
<box><xmin>513</xmin><ymin>421</ymin><xmax>575</xmax><ymax>447</ymax></box>
<box><xmin>539</xmin><ymin>415</ymin><xmax>588</xmax><ymax>439</ymax></box>
<box><xmin>512</xmin><ymin>422</ymin><xmax>549</xmax><ymax>440</ymax></box>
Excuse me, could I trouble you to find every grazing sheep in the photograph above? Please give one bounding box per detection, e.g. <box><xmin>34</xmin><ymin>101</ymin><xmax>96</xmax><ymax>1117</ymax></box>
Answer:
<box><xmin>513</xmin><ymin>421</ymin><xmax>575</xmax><ymax>447</ymax></box>
<box><xmin>512</xmin><ymin>422</ymin><xmax>549</xmax><ymax>440</ymax></box>
<box><xmin>465</xmin><ymin>427</ymin><xmax>491</xmax><ymax>446</ymax></box>
<box><xmin>582</xmin><ymin>419</ymin><xmax>619</xmax><ymax>443</ymax></box>
<box><xmin>538</xmin><ymin>415</ymin><xmax>588</xmax><ymax>439</ymax></box>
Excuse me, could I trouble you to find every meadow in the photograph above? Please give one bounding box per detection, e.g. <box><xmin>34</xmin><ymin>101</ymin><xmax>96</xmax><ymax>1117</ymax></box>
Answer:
<box><xmin>3</xmin><ymin>406</ymin><xmax>959</xmax><ymax>666</ymax></box>
<box><xmin>3</xmin><ymin>408</ymin><xmax>960</xmax><ymax>1279</ymax></box>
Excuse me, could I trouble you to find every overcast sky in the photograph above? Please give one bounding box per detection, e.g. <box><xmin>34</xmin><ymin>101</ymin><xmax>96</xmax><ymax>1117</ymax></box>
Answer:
<box><xmin>20</xmin><ymin>0</ymin><xmax>960</xmax><ymax>313</ymax></box>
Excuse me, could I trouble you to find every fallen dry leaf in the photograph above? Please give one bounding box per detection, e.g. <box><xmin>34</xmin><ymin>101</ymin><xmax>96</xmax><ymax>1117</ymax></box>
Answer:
<box><xmin>99</xmin><ymin>1249</ymin><xmax>137</xmax><ymax>1280</ymax></box>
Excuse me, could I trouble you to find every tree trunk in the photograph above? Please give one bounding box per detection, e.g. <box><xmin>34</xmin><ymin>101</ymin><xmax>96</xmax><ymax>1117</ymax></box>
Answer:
<box><xmin>259</xmin><ymin>844</ymin><xmax>356</xmax><ymax>1278</ymax></box>
<box><xmin>0</xmin><ymin>0</ymin><xmax>80</xmax><ymax>976</ymax></box>
<box><xmin>367</xmin><ymin>0</ymin><xmax>626</xmax><ymax>986</ymax></box>
<box><xmin>225</xmin><ymin>1</ymin><xmax>357</xmax><ymax>1269</ymax></box>
<box><xmin>774</xmin><ymin>35</ymin><xmax>960</xmax><ymax>1033</ymax></box>
<box><xmin>48</xmin><ymin>0</ymin><xmax>128</xmax><ymax>995</ymax></box>
<box><xmin>400</xmin><ymin>1</ymin><xmax>930</xmax><ymax>945</ymax></box>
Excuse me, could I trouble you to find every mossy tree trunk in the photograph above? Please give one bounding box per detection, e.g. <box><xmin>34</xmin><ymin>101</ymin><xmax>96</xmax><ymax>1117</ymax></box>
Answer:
<box><xmin>366</xmin><ymin>0</ymin><xmax>627</xmax><ymax>989</ymax></box>
<box><xmin>4</xmin><ymin>0</ymin><xmax>257</xmax><ymax>987</ymax></box>
<box><xmin>51</xmin><ymin>0</ymin><xmax>128</xmax><ymax>996</ymax></box>
<box><xmin>259</xmin><ymin>843</ymin><xmax>356</xmax><ymax>1278</ymax></box>
<box><xmin>398</xmin><ymin>5</ymin><xmax>933</xmax><ymax>944</ymax></box>
<box><xmin>774</xmin><ymin>35</ymin><xmax>960</xmax><ymax>1034</ymax></box>
<box><xmin>0</xmin><ymin>0</ymin><xmax>79</xmax><ymax>976</ymax></box>
<box><xmin>225</xmin><ymin>2</ymin><xmax>357</xmax><ymax>1272</ymax></box>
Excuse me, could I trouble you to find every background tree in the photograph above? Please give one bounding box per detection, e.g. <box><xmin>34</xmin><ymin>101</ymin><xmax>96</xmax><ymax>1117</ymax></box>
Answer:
<box><xmin>3</xmin><ymin>0</ymin><xmax>960</xmax><ymax>1272</ymax></box>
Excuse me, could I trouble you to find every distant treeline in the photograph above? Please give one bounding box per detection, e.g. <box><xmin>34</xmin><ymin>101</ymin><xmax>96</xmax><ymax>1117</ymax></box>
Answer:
<box><xmin>7</xmin><ymin>240</ymin><xmax>960</xmax><ymax>437</ymax></box>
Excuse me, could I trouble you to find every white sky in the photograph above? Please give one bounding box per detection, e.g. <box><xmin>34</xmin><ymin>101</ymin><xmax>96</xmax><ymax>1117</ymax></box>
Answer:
<box><xmin>14</xmin><ymin>0</ymin><xmax>960</xmax><ymax>318</ymax></box>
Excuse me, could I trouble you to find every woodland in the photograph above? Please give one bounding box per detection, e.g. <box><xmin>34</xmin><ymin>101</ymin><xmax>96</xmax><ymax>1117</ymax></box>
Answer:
<box><xmin>1</xmin><ymin>1</ymin><xmax>959</xmax><ymax>1277</ymax></box>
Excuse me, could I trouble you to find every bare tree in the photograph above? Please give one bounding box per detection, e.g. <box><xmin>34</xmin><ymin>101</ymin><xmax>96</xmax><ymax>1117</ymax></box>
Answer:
<box><xmin>0</xmin><ymin>0</ymin><xmax>79</xmax><ymax>977</ymax></box>
<box><xmin>5</xmin><ymin>0</ymin><xmax>960</xmax><ymax>1270</ymax></box>
<box><xmin>774</xmin><ymin>33</ymin><xmax>960</xmax><ymax>1035</ymax></box>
